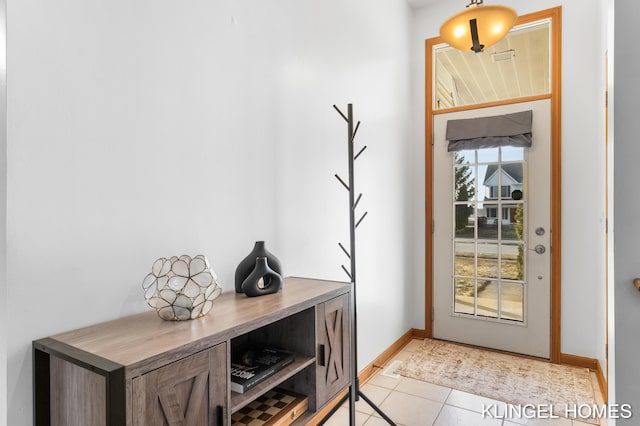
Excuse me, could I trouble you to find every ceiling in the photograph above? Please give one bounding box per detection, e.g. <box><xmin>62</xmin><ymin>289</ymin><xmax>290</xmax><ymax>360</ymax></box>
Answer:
<box><xmin>434</xmin><ymin>22</ymin><xmax>550</xmax><ymax>109</ymax></box>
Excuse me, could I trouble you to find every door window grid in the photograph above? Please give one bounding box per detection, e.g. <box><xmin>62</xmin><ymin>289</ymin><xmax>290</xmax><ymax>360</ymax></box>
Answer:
<box><xmin>452</xmin><ymin>148</ymin><xmax>526</xmax><ymax>323</ymax></box>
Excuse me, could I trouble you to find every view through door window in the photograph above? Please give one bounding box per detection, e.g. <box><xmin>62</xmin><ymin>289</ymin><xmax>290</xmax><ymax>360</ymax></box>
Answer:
<box><xmin>452</xmin><ymin>146</ymin><xmax>525</xmax><ymax>322</ymax></box>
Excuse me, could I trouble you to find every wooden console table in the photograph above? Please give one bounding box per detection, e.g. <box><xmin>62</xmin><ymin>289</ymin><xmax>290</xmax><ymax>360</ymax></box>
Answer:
<box><xmin>33</xmin><ymin>277</ymin><xmax>351</xmax><ymax>425</ymax></box>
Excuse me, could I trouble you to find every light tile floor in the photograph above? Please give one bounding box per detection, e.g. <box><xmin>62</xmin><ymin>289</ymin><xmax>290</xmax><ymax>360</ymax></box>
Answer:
<box><xmin>324</xmin><ymin>339</ymin><xmax>608</xmax><ymax>426</ymax></box>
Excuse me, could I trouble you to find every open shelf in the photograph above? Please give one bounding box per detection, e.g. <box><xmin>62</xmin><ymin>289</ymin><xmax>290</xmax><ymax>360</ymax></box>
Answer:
<box><xmin>230</xmin><ymin>355</ymin><xmax>316</xmax><ymax>413</ymax></box>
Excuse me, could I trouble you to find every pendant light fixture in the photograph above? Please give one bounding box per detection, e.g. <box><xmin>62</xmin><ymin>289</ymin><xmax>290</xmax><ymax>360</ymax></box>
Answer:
<box><xmin>440</xmin><ymin>0</ymin><xmax>517</xmax><ymax>53</ymax></box>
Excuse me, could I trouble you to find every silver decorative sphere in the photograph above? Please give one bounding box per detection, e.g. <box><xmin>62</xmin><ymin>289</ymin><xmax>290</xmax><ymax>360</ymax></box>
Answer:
<box><xmin>142</xmin><ymin>255</ymin><xmax>222</xmax><ymax>321</ymax></box>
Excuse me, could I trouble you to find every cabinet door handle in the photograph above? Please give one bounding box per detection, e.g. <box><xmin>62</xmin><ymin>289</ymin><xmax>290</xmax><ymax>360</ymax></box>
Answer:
<box><xmin>319</xmin><ymin>344</ymin><xmax>326</xmax><ymax>366</ymax></box>
<box><xmin>216</xmin><ymin>405</ymin><xmax>223</xmax><ymax>425</ymax></box>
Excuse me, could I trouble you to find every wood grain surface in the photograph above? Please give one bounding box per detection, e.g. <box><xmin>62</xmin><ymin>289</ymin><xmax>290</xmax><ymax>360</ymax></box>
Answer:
<box><xmin>49</xmin><ymin>277</ymin><xmax>349</xmax><ymax>376</ymax></box>
<box><xmin>50</xmin><ymin>356</ymin><xmax>106</xmax><ymax>426</ymax></box>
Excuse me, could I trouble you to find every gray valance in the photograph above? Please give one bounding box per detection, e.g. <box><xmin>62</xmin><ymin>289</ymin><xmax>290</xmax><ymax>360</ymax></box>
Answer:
<box><xmin>446</xmin><ymin>110</ymin><xmax>533</xmax><ymax>152</ymax></box>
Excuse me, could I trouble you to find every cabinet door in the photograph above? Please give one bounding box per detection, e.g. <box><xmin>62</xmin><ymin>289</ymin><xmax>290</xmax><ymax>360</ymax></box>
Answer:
<box><xmin>132</xmin><ymin>343</ymin><xmax>227</xmax><ymax>426</ymax></box>
<box><xmin>316</xmin><ymin>293</ymin><xmax>350</xmax><ymax>406</ymax></box>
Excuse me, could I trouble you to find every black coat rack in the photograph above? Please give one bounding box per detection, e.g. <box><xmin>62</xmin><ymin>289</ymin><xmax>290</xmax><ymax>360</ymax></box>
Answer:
<box><xmin>319</xmin><ymin>104</ymin><xmax>396</xmax><ymax>425</ymax></box>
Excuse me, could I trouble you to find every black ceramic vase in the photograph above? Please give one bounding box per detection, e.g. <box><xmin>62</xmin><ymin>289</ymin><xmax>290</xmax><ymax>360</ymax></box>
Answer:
<box><xmin>241</xmin><ymin>257</ymin><xmax>283</xmax><ymax>297</ymax></box>
<box><xmin>234</xmin><ymin>241</ymin><xmax>283</xmax><ymax>293</ymax></box>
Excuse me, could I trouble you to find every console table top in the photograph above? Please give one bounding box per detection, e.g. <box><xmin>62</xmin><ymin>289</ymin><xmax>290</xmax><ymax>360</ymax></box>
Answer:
<box><xmin>46</xmin><ymin>277</ymin><xmax>349</xmax><ymax>368</ymax></box>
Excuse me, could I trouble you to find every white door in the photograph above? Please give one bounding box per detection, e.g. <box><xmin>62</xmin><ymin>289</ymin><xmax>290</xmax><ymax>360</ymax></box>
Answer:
<box><xmin>432</xmin><ymin>99</ymin><xmax>551</xmax><ymax>359</ymax></box>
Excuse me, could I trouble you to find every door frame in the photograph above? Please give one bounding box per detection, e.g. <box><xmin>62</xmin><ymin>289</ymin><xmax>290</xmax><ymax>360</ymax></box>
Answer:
<box><xmin>424</xmin><ymin>7</ymin><xmax>562</xmax><ymax>362</ymax></box>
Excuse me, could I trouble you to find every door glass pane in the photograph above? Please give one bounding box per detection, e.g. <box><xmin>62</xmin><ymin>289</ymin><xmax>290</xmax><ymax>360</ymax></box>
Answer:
<box><xmin>478</xmin><ymin>203</ymin><xmax>499</xmax><ymax>240</ymax></box>
<box><xmin>502</xmin><ymin>146</ymin><xmax>525</xmax><ymax>162</ymax></box>
<box><xmin>477</xmin><ymin>243</ymin><xmax>498</xmax><ymax>279</ymax></box>
<box><xmin>503</xmin><ymin>203</ymin><xmax>524</xmax><ymax>241</ymax></box>
<box><xmin>454</xmin><ymin>204</ymin><xmax>474</xmax><ymax>238</ymax></box>
<box><xmin>501</xmin><ymin>243</ymin><xmax>523</xmax><ymax>280</ymax></box>
<box><xmin>454</xmin><ymin>242</ymin><xmax>474</xmax><ymax>277</ymax></box>
<box><xmin>477</xmin><ymin>280</ymin><xmax>498</xmax><ymax>319</ymax></box>
<box><xmin>451</xmin><ymin>146</ymin><xmax>526</xmax><ymax>323</ymax></box>
<box><xmin>455</xmin><ymin>150</ymin><xmax>475</xmax><ymax>165</ymax></box>
<box><xmin>454</xmin><ymin>164</ymin><xmax>476</xmax><ymax>202</ymax></box>
<box><xmin>501</xmin><ymin>283</ymin><xmax>524</xmax><ymax>322</ymax></box>
<box><xmin>454</xmin><ymin>278</ymin><xmax>475</xmax><ymax>315</ymax></box>
<box><xmin>478</xmin><ymin>147</ymin><xmax>499</xmax><ymax>163</ymax></box>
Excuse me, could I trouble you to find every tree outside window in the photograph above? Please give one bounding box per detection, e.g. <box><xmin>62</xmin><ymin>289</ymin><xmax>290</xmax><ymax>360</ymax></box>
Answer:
<box><xmin>454</xmin><ymin>153</ymin><xmax>475</xmax><ymax>231</ymax></box>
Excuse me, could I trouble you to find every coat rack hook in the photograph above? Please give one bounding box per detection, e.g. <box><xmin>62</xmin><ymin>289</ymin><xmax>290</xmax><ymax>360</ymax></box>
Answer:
<box><xmin>334</xmin><ymin>174</ymin><xmax>350</xmax><ymax>191</ymax></box>
<box><xmin>341</xmin><ymin>265</ymin><xmax>352</xmax><ymax>279</ymax></box>
<box><xmin>353</xmin><ymin>193</ymin><xmax>363</xmax><ymax>210</ymax></box>
<box><xmin>339</xmin><ymin>242</ymin><xmax>351</xmax><ymax>259</ymax></box>
<box><xmin>333</xmin><ymin>105</ymin><xmax>349</xmax><ymax>123</ymax></box>
<box><xmin>354</xmin><ymin>145</ymin><xmax>367</xmax><ymax>160</ymax></box>
<box><xmin>355</xmin><ymin>211</ymin><xmax>368</xmax><ymax>228</ymax></box>
<box><xmin>350</xmin><ymin>121</ymin><xmax>361</xmax><ymax>142</ymax></box>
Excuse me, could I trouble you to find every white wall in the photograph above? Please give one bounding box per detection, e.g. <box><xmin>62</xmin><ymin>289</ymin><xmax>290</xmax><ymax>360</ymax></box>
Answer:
<box><xmin>613</xmin><ymin>0</ymin><xmax>640</xmax><ymax>421</ymax></box>
<box><xmin>410</xmin><ymin>0</ymin><xmax>609</xmax><ymax>366</ymax></box>
<box><xmin>5</xmin><ymin>0</ymin><xmax>412</xmax><ymax>424</ymax></box>
<box><xmin>273</xmin><ymin>3</ymin><xmax>413</xmax><ymax>368</ymax></box>
<box><xmin>0</xmin><ymin>0</ymin><xmax>6</xmax><ymax>424</ymax></box>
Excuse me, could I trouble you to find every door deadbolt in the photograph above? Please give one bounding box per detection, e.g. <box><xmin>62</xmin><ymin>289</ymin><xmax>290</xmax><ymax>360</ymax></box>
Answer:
<box><xmin>535</xmin><ymin>227</ymin><xmax>545</xmax><ymax>236</ymax></box>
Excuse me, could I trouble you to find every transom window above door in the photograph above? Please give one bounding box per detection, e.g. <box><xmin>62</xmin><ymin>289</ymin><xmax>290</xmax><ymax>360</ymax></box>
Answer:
<box><xmin>434</xmin><ymin>21</ymin><xmax>551</xmax><ymax>110</ymax></box>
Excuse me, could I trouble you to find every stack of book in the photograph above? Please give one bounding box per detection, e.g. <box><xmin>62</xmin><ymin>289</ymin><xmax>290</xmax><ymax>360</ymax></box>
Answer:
<box><xmin>230</xmin><ymin>344</ymin><xmax>295</xmax><ymax>394</ymax></box>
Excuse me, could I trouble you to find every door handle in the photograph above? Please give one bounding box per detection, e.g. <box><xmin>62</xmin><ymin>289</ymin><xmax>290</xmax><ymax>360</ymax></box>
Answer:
<box><xmin>216</xmin><ymin>405</ymin><xmax>223</xmax><ymax>425</ymax></box>
<box><xmin>634</xmin><ymin>278</ymin><xmax>640</xmax><ymax>292</ymax></box>
<box><xmin>318</xmin><ymin>344</ymin><xmax>326</xmax><ymax>366</ymax></box>
<box><xmin>529</xmin><ymin>244</ymin><xmax>546</xmax><ymax>255</ymax></box>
